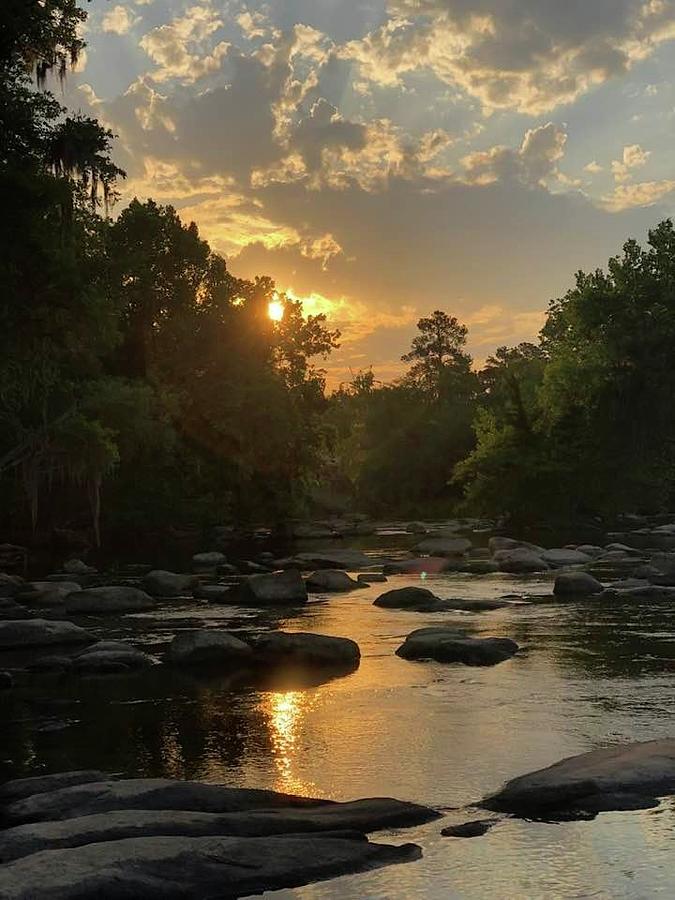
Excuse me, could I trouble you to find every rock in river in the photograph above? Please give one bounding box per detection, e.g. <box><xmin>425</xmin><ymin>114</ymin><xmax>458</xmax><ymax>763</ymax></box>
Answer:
<box><xmin>142</xmin><ymin>570</ymin><xmax>196</xmax><ymax>598</ymax></box>
<box><xmin>414</xmin><ymin>537</ymin><xmax>472</xmax><ymax>557</ymax></box>
<box><xmin>541</xmin><ymin>548</ymin><xmax>593</xmax><ymax>568</ymax></box>
<box><xmin>252</xmin><ymin>632</ymin><xmax>360</xmax><ymax>669</ymax></box>
<box><xmin>0</xmin><ymin>833</ymin><xmax>421</xmax><ymax>899</ymax></box>
<box><xmin>482</xmin><ymin>739</ymin><xmax>675</xmax><ymax>818</ymax></box>
<box><xmin>235</xmin><ymin>570</ymin><xmax>308</xmax><ymax>606</ymax></box>
<box><xmin>373</xmin><ymin>586</ymin><xmax>445</xmax><ymax>611</ymax></box>
<box><xmin>553</xmin><ymin>572</ymin><xmax>603</xmax><ymax>597</ymax></box>
<box><xmin>396</xmin><ymin>628</ymin><xmax>519</xmax><ymax>666</ymax></box>
<box><xmin>65</xmin><ymin>586</ymin><xmax>155</xmax><ymax>614</ymax></box>
<box><xmin>0</xmin><ymin>619</ymin><xmax>93</xmax><ymax>650</ymax></box>
<box><xmin>306</xmin><ymin>570</ymin><xmax>360</xmax><ymax>592</ymax></box>
<box><xmin>167</xmin><ymin>630</ymin><xmax>253</xmax><ymax>667</ymax></box>
<box><xmin>493</xmin><ymin>548</ymin><xmax>549</xmax><ymax>573</ymax></box>
<box><xmin>0</xmin><ymin>772</ymin><xmax>438</xmax><ymax>897</ymax></box>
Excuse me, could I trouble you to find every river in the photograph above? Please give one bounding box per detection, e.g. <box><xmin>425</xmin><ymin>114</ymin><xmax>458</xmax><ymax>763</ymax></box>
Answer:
<box><xmin>2</xmin><ymin>530</ymin><xmax>675</xmax><ymax>898</ymax></box>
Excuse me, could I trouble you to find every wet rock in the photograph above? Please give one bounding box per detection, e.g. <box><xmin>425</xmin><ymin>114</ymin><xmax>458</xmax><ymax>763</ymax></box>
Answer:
<box><xmin>405</xmin><ymin>522</ymin><xmax>428</xmax><ymax>534</ymax></box>
<box><xmin>599</xmin><ymin>583</ymin><xmax>675</xmax><ymax>602</ymax></box>
<box><xmin>306</xmin><ymin>570</ymin><xmax>360</xmax><ymax>592</ymax></box>
<box><xmin>441</xmin><ymin>818</ymin><xmax>498</xmax><ymax>838</ymax></box>
<box><xmin>488</xmin><ymin>537</ymin><xmax>545</xmax><ymax>555</ymax></box>
<box><xmin>142</xmin><ymin>571</ymin><xmax>196</xmax><ymax>598</ymax></box>
<box><xmin>414</xmin><ymin>537</ymin><xmax>472</xmax><ymax>557</ymax></box>
<box><xmin>252</xmin><ymin>632</ymin><xmax>360</xmax><ymax>669</ymax></box>
<box><xmin>62</xmin><ymin>560</ymin><xmax>97</xmax><ymax>576</ymax></box>
<box><xmin>191</xmin><ymin>552</ymin><xmax>227</xmax><ymax>571</ymax></box>
<box><xmin>383</xmin><ymin>557</ymin><xmax>457</xmax><ymax>575</ymax></box>
<box><xmin>0</xmin><ymin>670</ymin><xmax>13</xmax><ymax>689</ymax></box>
<box><xmin>0</xmin><ymin>833</ymin><xmax>421</xmax><ymax>899</ymax></box>
<box><xmin>541</xmin><ymin>549</ymin><xmax>592</xmax><ymax>567</ymax></box>
<box><xmin>292</xmin><ymin>523</ymin><xmax>338</xmax><ymax>539</ymax></box>
<box><xmin>0</xmin><ymin>798</ymin><xmax>438</xmax><ymax>863</ymax></box>
<box><xmin>22</xmin><ymin>581</ymin><xmax>82</xmax><ymax>607</ymax></box>
<box><xmin>0</xmin><ymin>573</ymin><xmax>23</xmax><ymax>599</ymax></box>
<box><xmin>0</xmin><ymin>599</ymin><xmax>34</xmax><ymax>620</ymax></box>
<box><xmin>65</xmin><ymin>586</ymin><xmax>155</xmax><ymax>614</ymax></box>
<box><xmin>193</xmin><ymin>584</ymin><xmax>234</xmax><ymax>602</ymax></box>
<box><xmin>167</xmin><ymin>630</ymin><xmax>252</xmax><ymax>667</ymax></box>
<box><xmin>459</xmin><ymin>560</ymin><xmax>500</xmax><ymax>575</ymax></box>
<box><xmin>0</xmin><ymin>619</ymin><xmax>93</xmax><ymax>650</ymax></box>
<box><xmin>286</xmin><ymin>550</ymin><xmax>376</xmax><ymax>571</ymax></box>
<box><xmin>216</xmin><ymin>562</ymin><xmax>241</xmax><ymax>577</ymax></box>
<box><xmin>494</xmin><ymin>548</ymin><xmax>549</xmax><ymax>573</ymax></box>
<box><xmin>235</xmin><ymin>570</ymin><xmax>308</xmax><ymax>606</ymax></box>
<box><xmin>482</xmin><ymin>739</ymin><xmax>675</xmax><ymax>818</ymax></box>
<box><xmin>396</xmin><ymin>628</ymin><xmax>519</xmax><ymax>666</ymax></box>
<box><xmin>373</xmin><ymin>587</ymin><xmax>443</xmax><ymax>611</ymax></box>
<box><xmin>0</xmin><ymin>771</ymin><xmax>112</xmax><ymax>804</ymax></box>
<box><xmin>27</xmin><ymin>655</ymin><xmax>73</xmax><ymax>675</ymax></box>
<box><xmin>576</xmin><ymin>544</ymin><xmax>604</xmax><ymax>558</ymax></box>
<box><xmin>553</xmin><ymin>572</ymin><xmax>603</xmax><ymax>597</ymax></box>
<box><xmin>72</xmin><ymin>647</ymin><xmax>155</xmax><ymax>674</ymax></box>
<box><xmin>357</xmin><ymin>573</ymin><xmax>387</xmax><ymax>584</ymax></box>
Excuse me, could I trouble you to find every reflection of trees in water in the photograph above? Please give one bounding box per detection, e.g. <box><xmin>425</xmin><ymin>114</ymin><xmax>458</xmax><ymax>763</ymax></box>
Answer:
<box><xmin>540</xmin><ymin>598</ymin><xmax>675</xmax><ymax>679</ymax></box>
<box><xmin>2</xmin><ymin>660</ymin><xmax>353</xmax><ymax>783</ymax></box>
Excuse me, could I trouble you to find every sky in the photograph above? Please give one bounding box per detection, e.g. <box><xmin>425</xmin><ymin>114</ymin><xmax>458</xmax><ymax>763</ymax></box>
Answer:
<box><xmin>62</xmin><ymin>0</ymin><xmax>675</xmax><ymax>385</ymax></box>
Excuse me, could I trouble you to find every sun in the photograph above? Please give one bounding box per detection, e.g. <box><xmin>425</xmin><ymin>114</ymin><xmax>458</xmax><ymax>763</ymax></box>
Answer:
<box><xmin>268</xmin><ymin>299</ymin><xmax>284</xmax><ymax>322</ymax></box>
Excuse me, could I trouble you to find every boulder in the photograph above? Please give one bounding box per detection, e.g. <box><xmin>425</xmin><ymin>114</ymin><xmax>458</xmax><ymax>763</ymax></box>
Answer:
<box><xmin>0</xmin><ymin>833</ymin><xmax>421</xmax><ymax>899</ymax></box>
<box><xmin>252</xmin><ymin>632</ymin><xmax>360</xmax><ymax>669</ymax></box>
<box><xmin>0</xmin><ymin>619</ymin><xmax>93</xmax><ymax>650</ymax></box>
<box><xmin>357</xmin><ymin>573</ymin><xmax>387</xmax><ymax>584</ymax></box>
<box><xmin>373</xmin><ymin>587</ymin><xmax>443</xmax><ymax>611</ymax></box>
<box><xmin>72</xmin><ymin>644</ymin><xmax>155</xmax><ymax>674</ymax></box>
<box><xmin>27</xmin><ymin>655</ymin><xmax>73</xmax><ymax>675</ymax></box>
<box><xmin>576</xmin><ymin>544</ymin><xmax>604</xmax><ymax>558</ymax></box>
<box><xmin>306</xmin><ymin>570</ymin><xmax>360</xmax><ymax>593</ymax></box>
<box><xmin>553</xmin><ymin>572</ymin><xmax>603</xmax><ymax>597</ymax></box>
<box><xmin>0</xmin><ymin>771</ymin><xmax>112</xmax><ymax>804</ymax></box>
<box><xmin>236</xmin><ymin>570</ymin><xmax>308</xmax><ymax>606</ymax></box>
<box><xmin>167</xmin><ymin>631</ymin><xmax>252</xmax><ymax>667</ymax></box>
<box><xmin>599</xmin><ymin>584</ymin><xmax>675</xmax><ymax>602</ymax></box>
<box><xmin>459</xmin><ymin>560</ymin><xmax>500</xmax><ymax>575</ymax></box>
<box><xmin>405</xmin><ymin>522</ymin><xmax>428</xmax><ymax>534</ymax></box>
<box><xmin>383</xmin><ymin>557</ymin><xmax>456</xmax><ymax>575</ymax></box>
<box><xmin>541</xmin><ymin>549</ymin><xmax>592</xmax><ymax>567</ymax></box>
<box><xmin>483</xmin><ymin>739</ymin><xmax>675</xmax><ymax>818</ymax></box>
<box><xmin>414</xmin><ymin>537</ymin><xmax>472</xmax><ymax>557</ymax></box>
<box><xmin>192</xmin><ymin>552</ymin><xmax>228</xmax><ymax>570</ymax></box>
<box><xmin>0</xmin><ymin>670</ymin><xmax>13</xmax><ymax>689</ymax></box>
<box><xmin>494</xmin><ymin>548</ymin><xmax>549</xmax><ymax>573</ymax></box>
<box><xmin>142</xmin><ymin>571</ymin><xmax>195</xmax><ymax>598</ymax></box>
<box><xmin>0</xmin><ymin>599</ymin><xmax>34</xmax><ymax>620</ymax></box>
<box><xmin>287</xmin><ymin>550</ymin><xmax>376</xmax><ymax>570</ymax></box>
<box><xmin>193</xmin><ymin>584</ymin><xmax>235</xmax><ymax>602</ymax></box>
<box><xmin>292</xmin><ymin>523</ymin><xmax>337</xmax><ymax>539</ymax></box>
<box><xmin>0</xmin><ymin>798</ymin><xmax>438</xmax><ymax>863</ymax></box>
<box><xmin>22</xmin><ymin>581</ymin><xmax>82</xmax><ymax>606</ymax></box>
<box><xmin>62</xmin><ymin>559</ymin><xmax>97</xmax><ymax>575</ymax></box>
<box><xmin>0</xmin><ymin>573</ymin><xmax>22</xmax><ymax>598</ymax></box>
<box><xmin>488</xmin><ymin>537</ymin><xmax>545</xmax><ymax>555</ymax></box>
<box><xmin>441</xmin><ymin>818</ymin><xmax>498</xmax><ymax>838</ymax></box>
<box><xmin>396</xmin><ymin>628</ymin><xmax>519</xmax><ymax>666</ymax></box>
<box><xmin>66</xmin><ymin>587</ymin><xmax>155</xmax><ymax>614</ymax></box>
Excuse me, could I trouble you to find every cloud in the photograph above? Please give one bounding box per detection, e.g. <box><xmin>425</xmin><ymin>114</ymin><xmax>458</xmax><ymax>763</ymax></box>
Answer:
<box><xmin>585</xmin><ymin>160</ymin><xmax>604</xmax><ymax>174</ymax></box>
<box><xmin>342</xmin><ymin>0</ymin><xmax>675</xmax><ymax>114</ymax></box>
<box><xmin>462</xmin><ymin>123</ymin><xmax>567</xmax><ymax>186</ymax></box>
<box><xmin>102</xmin><ymin>5</ymin><xmax>140</xmax><ymax>35</ymax></box>
<box><xmin>603</xmin><ymin>179</ymin><xmax>675</xmax><ymax>210</ymax></box>
<box><xmin>139</xmin><ymin>4</ymin><xmax>230</xmax><ymax>82</ymax></box>
<box><xmin>611</xmin><ymin>143</ymin><xmax>651</xmax><ymax>182</ymax></box>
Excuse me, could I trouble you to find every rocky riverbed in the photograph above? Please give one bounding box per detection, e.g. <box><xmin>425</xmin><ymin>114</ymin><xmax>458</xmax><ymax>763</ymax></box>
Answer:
<box><xmin>4</xmin><ymin>518</ymin><xmax>675</xmax><ymax>896</ymax></box>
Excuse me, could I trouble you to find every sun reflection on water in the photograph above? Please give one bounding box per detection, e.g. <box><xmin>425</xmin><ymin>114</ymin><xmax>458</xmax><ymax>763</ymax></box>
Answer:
<box><xmin>265</xmin><ymin>690</ymin><xmax>318</xmax><ymax>796</ymax></box>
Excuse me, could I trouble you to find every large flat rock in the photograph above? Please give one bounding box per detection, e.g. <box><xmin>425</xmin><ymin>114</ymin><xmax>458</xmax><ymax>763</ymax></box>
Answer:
<box><xmin>0</xmin><ymin>833</ymin><xmax>421</xmax><ymax>899</ymax></box>
<box><xmin>0</xmin><ymin>798</ymin><xmax>439</xmax><ymax>862</ymax></box>
<box><xmin>483</xmin><ymin>739</ymin><xmax>675</xmax><ymax>818</ymax></box>
<box><xmin>0</xmin><ymin>620</ymin><xmax>93</xmax><ymax>650</ymax></box>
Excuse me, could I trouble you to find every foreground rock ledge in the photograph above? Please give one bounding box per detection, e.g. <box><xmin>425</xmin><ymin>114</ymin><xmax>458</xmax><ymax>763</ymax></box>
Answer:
<box><xmin>0</xmin><ymin>773</ymin><xmax>437</xmax><ymax>898</ymax></box>
<box><xmin>482</xmin><ymin>739</ymin><xmax>675</xmax><ymax>818</ymax></box>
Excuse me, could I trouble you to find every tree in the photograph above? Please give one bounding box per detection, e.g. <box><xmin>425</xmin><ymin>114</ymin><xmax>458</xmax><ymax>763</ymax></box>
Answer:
<box><xmin>402</xmin><ymin>310</ymin><xmax>471</xmax><ymax>396</ymax></box>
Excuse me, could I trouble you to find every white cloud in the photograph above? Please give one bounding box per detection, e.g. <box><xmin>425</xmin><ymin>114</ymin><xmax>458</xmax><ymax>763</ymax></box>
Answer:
<box><xmin>102</xmin><ymin>5</ymin><xmax>140</xmax><ymax>35</ymax></box>
<box><xmin>611</xmin><ymin>143</ymin><xmax>651</xmax><ymax>182</ymax></box>
<box><xmin>603</xmin><ymin>179</ymin><xmax>675</xmax><ymax>210</ymax></box>
<box><xmin>139</xmin><ymin>4</ymin><xmax>229</xmax><ymax>82</ymax></box>
<box><xmin>584</xmin><ymin>160</ymin><xmax>604</xmax><ymax>174</ymax></box>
